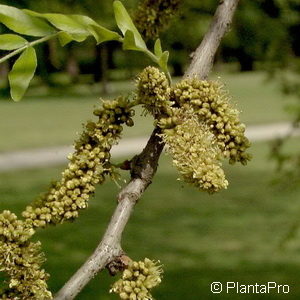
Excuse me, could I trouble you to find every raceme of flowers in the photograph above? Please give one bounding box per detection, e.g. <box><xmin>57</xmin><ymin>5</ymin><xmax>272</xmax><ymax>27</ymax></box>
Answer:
<box><xmin>22</xmin><ymin>97</ymin><xmax>135</xmax><ymax>229</ymax></box>
<box><xmin>161</xmin><ymin>109</ymin><xmax>229</xmax><ymax>193</ymax></box>
<box><xmin>171</xmin><ymin>78</ymin><xmax>251</xmax><ymax>165</ymax></box>
<box><xmin>136</xmin><ymin>66</ymin><xmax>172</xmax><ymax>116</ymax></box>
<box><xmin>0</xmin><ymin>211</ymin><xmax>51</xmax><ymax>300</ymax></box>
<box><xmin>136</xmin><ymin>67</ymin><xmax>251</xmax><ymax>193</ymax></box>
<box><xmin>110</xmin><ymin>258</ymin><xmax>163</xmax><ymax>300</ymax></box>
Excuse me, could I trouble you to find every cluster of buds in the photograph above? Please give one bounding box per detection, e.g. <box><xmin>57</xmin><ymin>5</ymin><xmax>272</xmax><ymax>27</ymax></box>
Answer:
<box><xmin>0</xmin><ymin>211</ymin><xmax>51</xmax><ymax>300</ymax></box>
<box><xmin>136</xmin><ymin>66</ymin><xmax>171</xmax><ymax>116</ymax></box>
<box><xmin>0</xmin><ymin>210</ymin><xmax>34</xmax><ymax>243</ymax></box>
<box><xmin>171</xmin><ymin>78</ymin><xmax>251</xmax><ymax>164</ymax></box>
<box><xmin>22</xmin><ymin>97</ymin><xmax>135</xmax><ymax>228</ymax></box>
<box><xmin>134</xmin><ymin>0</ymin><xmax>181</xmax><ymax>39</ymax></box>
<box><xmin>110</xmin><ymin>258</ymin><xmax>163</xmax><ymax>300</ymax></box>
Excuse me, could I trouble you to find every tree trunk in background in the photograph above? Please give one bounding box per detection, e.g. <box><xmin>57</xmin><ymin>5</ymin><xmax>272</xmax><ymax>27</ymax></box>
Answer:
<box><xmin>213</xmin><ymin>48</ymin><xmax>224</xmax><ymax>72</ymax></box>
<box><xmin>37</xmin><ymin>43</ymin><xmax>51</xmax><ymax>86</ymax></box>
<box><xmin>0</xmin><ymin>61</ymin><xmax>9</xmax><ymax>96</ymax></box>
<box><xmin>66</xmin><ymin>44</ymin><xmax>80</xmax><ymax>84</ymax></box>
<box><xmin>0</xmin><ymin>61</ymin><xmax>8</xmax><ymax>84</ymax></box>
<box><xmin>237</xmin><ymin>48</ymin><xmax>254</xmax><ymax>71</ymax></box>
<box><xmin>172</xmin><ymin>62</ymin><xmax>183</xmax><ymax>76</ymax></box>
<box><xmin>48</xmin><ymin>39</ymin><xmax>60</xmax><ymax>70</ymax></box>
<box><xmin>37</xmin><ymin>41</ymin><xmax>60</xmax><ymax>86</ymax></box>
<box><xmin>94</xmin><ymin>44</ymin><xmax>109</xmax><ymax>95</ymax></box>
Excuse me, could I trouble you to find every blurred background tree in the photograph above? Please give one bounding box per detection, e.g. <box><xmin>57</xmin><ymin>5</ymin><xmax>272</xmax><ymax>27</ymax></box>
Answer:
<box><xmin>1</xmin><ymin>0</ymin><xmax>299</xmax><ymax>80</ymax></box>
<box><xmin>1</xmin><ymin>0</ymin><xmax>300</xmax><ymax>175</ymax></box>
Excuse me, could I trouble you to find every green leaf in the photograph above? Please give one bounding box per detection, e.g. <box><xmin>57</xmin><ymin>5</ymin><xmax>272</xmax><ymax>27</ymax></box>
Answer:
<box><xmin>24</xmin><ymin>10</ymin><xmax>89</xmax><ymax>35</ymax></box>
<box><xmin>158</xmin><ymin>51</ymin><xmax>170</xmax><ymax>72</ymax></box>
<box><xmin>89</xmin><ymin>24</ymin><xmax>121</xmax><ymax>44</ymax></box>
<box><xmin>70</xmin><ymin>15</ymin><xmax>121</xmax><ymax>44</ymax></box>
<box><xmin>24</xmin><ymin>10</ymin><xmax>121</xmax><ymax>45</ymax></box>
<box><xmin>8</xmin><ymin>47</ymin><xmax>37</xmax><ymax>101</ymax></box>
<box><xmin>113</xmin><ymin>0</ymin><xmax>147</xmax><ymax>51</ymax></box>
<box><xmin>154</xmin><ymin>39</ymin><xmax>163</xmax><ymax>57</ymax></box>
<box><xmin>0</xmin><ymin>5</ymin><xmax>55</xmax><ymax>37</ymax></box>
<box><xmin>57</xmin><ymin>31</ymin><xmax>88</xmax><ymax>46</ymax></box>
<box><xmin>0</xmin><ymin>34</ymin><xmax>27</xmax><ymax>50</ymax></box>
<box><xmin>24</xmin><ymin>10</ymin><xmax>91</xmax><ymax>43</ymax></box>
<box><xmin>57</xmin><ymin>32</ymin><xmax>75</xmax><ymax>46</ymax></box>
<box><xmin>123</xmin><ymin>30</ymin><xmax>144</xmax><ymax>51</ymax></box>
<box><xmin>43</xmin><ymin>14</ymin><xmax>88</xmax><ymax>35</ymax></box>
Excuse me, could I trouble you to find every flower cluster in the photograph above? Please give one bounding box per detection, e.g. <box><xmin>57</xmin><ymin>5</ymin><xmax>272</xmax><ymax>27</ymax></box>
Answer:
<box><xmin>110</xmin><ymin>258</ymin><xmax>163</xmax><ymax>300</ymax></box>
<box><xmin>171</xmin><ymin>78</ymin><xmax>251</xmax><ymax>164</ymax></box>
<box><xmin>160</xmin><ymin>110</ymin><xmax>228</xmax><ymax>193</ymax></box>
<box><xmin>0</xmin><ymin>211</ymin><xmax>51</xmax><ymax>300</ymax></box>
<box><xmin>136</xmin><ymin>66</ymin><xmax>171</xmax><ymax>116</ymax></box>
<box><xmin>1</xmin><ymin>97</ymin><xmax>135</xmax><ymax>299</ymax></box>
<box><xmin>136</xmin><ymin>67</ymin><xmax>250</xmax><ymax>193</ymax></box>
<box><xmin>0</xmin><ymin>210</ymin><xmax>34</xmax><ymax>243</ymax></box>
<box><xmin>22</xmin><ymin>97</ymin><xmax>135</xmax><ymax>228</ymax></box>
<box><xmin>134</xmin><ymin>0</ymin><xmax>181</xmax><ymax>39</ymax></box>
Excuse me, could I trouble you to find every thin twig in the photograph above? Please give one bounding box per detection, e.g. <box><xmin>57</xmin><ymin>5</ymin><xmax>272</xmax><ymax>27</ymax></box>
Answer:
<box><xmin>54</xmin><ymin>1</ymin><xmax>239</xmax><ymax>299</ymax></box>
<box><xmin>0</xmin><ymin>34</ymin><xmax>58</xmax><ymax>64</ymax></box>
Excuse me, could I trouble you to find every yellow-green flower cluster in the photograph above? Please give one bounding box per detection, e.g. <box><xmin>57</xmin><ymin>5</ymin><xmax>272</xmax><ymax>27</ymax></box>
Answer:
<box><xmin>136</xmin><ymin>67</ymin><xmax>250</xmax><ymax>192</ymax></box>
<box><xmin>171</xmin><ymin>78</ymin><xmax>251</xmax><ymax>164</ymax></box>
<box><xmin>161</xmin><ymin>111</ymin><xmax>228</xmax><ymax>193</ymax></box>
<box><xmin>136</xmin><ymin>66</ymin><xmax>171</xmax><ymax>116</ymax></box>
<box><xmin>0</xmin><ymin>210</ymin><xmax>34</xmax><ymax>243</ymax></box>
<box><xmin>110</xmin><ymin>258</ymin><xmax>163</xmax><ymax>300</ymax></box>
<box><xmin>0</xmin><ymin>211</ymin><xmax>51</xmax><ymax>300</ymax></box>
<box><xmin>22</xmin><ymin>97</ymin><xmax>135</xmax><ymax>228</ymax></box>
<box><xmin>134</xmin><ymin>0</ymin><xmax>181</xmax><ymax>39</ymax></box>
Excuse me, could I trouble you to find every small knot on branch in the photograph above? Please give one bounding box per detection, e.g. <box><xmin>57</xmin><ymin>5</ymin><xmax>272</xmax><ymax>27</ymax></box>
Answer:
<box><xmin>106</xmin><ymin>254</ymin><xmax>131</xmax><ymax>276</ymax></box>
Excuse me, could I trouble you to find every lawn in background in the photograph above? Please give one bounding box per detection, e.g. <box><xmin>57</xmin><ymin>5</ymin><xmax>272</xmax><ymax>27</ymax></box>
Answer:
<box><xmin>0</xmin><ymin>71</ymin><xmax>296</xmax><ymax>152</ymax></box>
<box><xmin>1</xmin><ymin>139</ymin><xmax>300</xmax><ymax>299</ymax></box>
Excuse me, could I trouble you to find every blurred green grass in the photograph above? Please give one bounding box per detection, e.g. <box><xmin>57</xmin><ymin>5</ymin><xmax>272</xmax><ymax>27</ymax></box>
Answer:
<box><xmin>213</xmin><ymin>71</ymin><xmax>295</xmax><ymax>124</ymax></box>
<box><xmin>0</xmin><ymin>71</ymin><xmax>296</xmax><ymax>152</ymax></box>
<box><xmin>0</xmin><ymin>80</ymin><xmax>153</xmax><ymax>152</ymax></box>
<box><xmin>1</xmin><ymin>139</ymin><xmax>300</xmax><ymax>299</ymax></box>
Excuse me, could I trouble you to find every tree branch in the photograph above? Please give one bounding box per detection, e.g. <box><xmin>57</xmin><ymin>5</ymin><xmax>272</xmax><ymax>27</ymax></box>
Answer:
<box><xmin>0</xmin><ymin>34</ymin><xmax>58</xmax><ymax>64</ymax></box>
<box><xmin>185</xmin><ymin>0</ymin><xmax>240</xmax><ymax>79</ymax></box>
<box><xmin>54</xmin><ymin>1</ymin><xmax>239</xmax><ymax>299</ymax></box>
<box><xmin>54</xmin><ymin>129</ymin><xmax>164</xmax><ymax>300</ymax></box>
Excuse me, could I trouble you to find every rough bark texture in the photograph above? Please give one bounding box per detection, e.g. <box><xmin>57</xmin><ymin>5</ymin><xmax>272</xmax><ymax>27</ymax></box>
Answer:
<box><xmin>54</xmin><ymin>1</ymin><xmax>240</xmax><ymax>299</ymax></box>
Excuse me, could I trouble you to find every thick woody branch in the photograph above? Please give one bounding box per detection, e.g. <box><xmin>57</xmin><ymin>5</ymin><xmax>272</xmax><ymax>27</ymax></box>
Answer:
<box><xmin>54</xmin><ymin>1</ymin><xmax>239</xmax><ymax>299</ymax></box>
<box><xmin>54</xmin><ymin>129</ymin><xmax>164</xmax><ymax>300</ymax></box>
<box><xmin>53</xmin><ymin>199</ymin><xmax>131</xmax><ymax>300</ymax></box>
